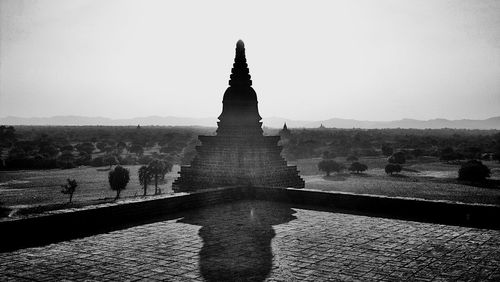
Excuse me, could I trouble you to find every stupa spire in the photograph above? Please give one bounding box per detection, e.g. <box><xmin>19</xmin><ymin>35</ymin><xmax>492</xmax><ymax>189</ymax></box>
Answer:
<box><xmin>229</xmin><ymin>40</ymin><xmax>252</xmax><ymax>87</ymax></box>
<box><xmin>172</xmin><ymin>40</ymin><xmax>305</xmax><ymax>191</ymax></box>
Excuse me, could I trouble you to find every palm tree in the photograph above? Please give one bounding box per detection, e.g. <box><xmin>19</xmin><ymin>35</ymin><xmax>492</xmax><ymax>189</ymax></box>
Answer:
<box><xmin>108</xmin><ymin>165</ymin><xmax>130</xmax><ymax>200</ymax></box>
<box><xmin>138</xmin><ymin>165</ymin><xmax>152</xmax><ymax>196</ymax></box>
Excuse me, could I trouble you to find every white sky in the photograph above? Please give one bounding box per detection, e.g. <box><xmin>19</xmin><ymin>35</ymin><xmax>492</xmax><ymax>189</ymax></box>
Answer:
<box><xmin>1</xmin><ymin>0</ymin><xmax>499</xmax><ymax>121</ymax></box>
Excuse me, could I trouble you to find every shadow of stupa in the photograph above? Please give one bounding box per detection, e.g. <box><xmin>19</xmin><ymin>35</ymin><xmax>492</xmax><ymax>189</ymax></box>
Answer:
<box><xmin>178</xmin><ymin>201</ymin><xmax>297</xmax><ymax>282</ymax></box>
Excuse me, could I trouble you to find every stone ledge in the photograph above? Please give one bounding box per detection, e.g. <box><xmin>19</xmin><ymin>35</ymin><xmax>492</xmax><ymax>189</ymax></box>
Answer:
<box><xmin>1</xmin><ymin>186</ymin><xmax>499</xmax><ymax>252</ymax></box>
<box><xmin>248</xmin><ymin>187</ymin><xmax>500</xmax><ymax>230</ymax></box>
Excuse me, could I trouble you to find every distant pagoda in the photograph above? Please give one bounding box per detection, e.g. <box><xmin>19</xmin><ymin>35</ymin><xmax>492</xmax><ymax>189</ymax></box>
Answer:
<box><xmin>172</xmin><ymin>40</ymin><xmax>304</xmax><ymax>191</ymax></box>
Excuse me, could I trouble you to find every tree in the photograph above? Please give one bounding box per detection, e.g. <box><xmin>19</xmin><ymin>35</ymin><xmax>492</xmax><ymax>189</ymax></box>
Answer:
<box><xmin>57</xmin><ymin>150</ymin><xmax>76</xmax><ymax>169</ymax></box>
<box><xmin>138</xmin><ymin>165</ymin><xmax>152</xmax><ymax>196</ymax></box>
<box><xmin>61</xmin><ymin>178</ymin><xmax>77</xmax><ymax>203</ymax></box>
<box><xmin>493</xmin><ymin>152</ymin><xmax>500</xmax><ymax>163</ymax></box>
<box><xmin>103</xmin><ymin>145</ymin><xmax>114</xmax><ymax>154</ymax></box>
<box><xmin>180</xmin><ymin>145</ymin><xmax>197</xmax><ymax>165</ymax></box>
<box><xmin>321</xmin><ymin>151</ymin><xmax>335</xmax><ymax>160</ymax></box>
<box><xmin>388</xmin><ymin>152</ymin><xmax>406</xmax><ymax>165</ymax></box>
<box><xmin>440</xmin><ymin>147</ymin><xmax>463</xmax><ymax>162</ymax></box>
<box><xmin>0</xmin><ymin>125</ymin><xmax>16</xmax><ymax>146</ymax></box>
<box><xmin>75</xmin><ymin>142</ymin><xmax>95</xmax><ymax>155</ymax></box>
<box><xmin>76</xmin><ymin>152</ymin><xmax>91</xmax><ymax>166</ymax></box>
<box><xmin>95</xmin><ymin>142</ymin><xmax>107</xmax><ymax>152</ymax></box>
<box><xmin>385</xmin><ymin>164</ymin><xmax>402</xmax><ymax>175</ymax></box>
<box><xmin>491</xmin><ymin>141</ymin><xmax>500</xmax><ymax>163</ymax></box>
<box><xmin>116</xmin><ymin>141</ymin><xmax>127</xmax><ymax>153</ymax></box>
<box><xmin>460</xmin><ymin>146</ymin><xmax>482</xmax><ymax>160</ymax></box>
<box><xmin>381</xmin><ymin>144</ymin><xmax>393</xmax><ymax>157</ymax></box>
<box><xmin>138</xmin><ymin>155</ymin><xmax>153</xmax><ymax>165</ymax></box>
<box><xmin>318</xmin><ymin>159</ymin><xmax>344</xmax><ymax>176</ymax></box>
<box><xmin>108</xmin><ymin>166</ymin><xmax>130</xmax><ymax>200</ymax></box>
<box><xmin>160</xmin><ymin>161</ymin><xmax>173</xmax><ymax>181</ymax></box>
<box><xmin>346</xmin><ymin>155</ymin><xmax>358</xmax><ymax>162</ymax></box>
<box><xmin>129</xmin><ymin>144</ymin><xmax>144</xmax><ymax>157</ymax></box>
<box><xmin>348</xmin><ymin>162</ymin><xmax>368</xmax><ymax>173</ymax></box>
<box><xmin>412</xmin><ymin>149</ymin><xmax>423</xmax><ymax>158</ymax></box>
<box><xmin>8</xmin><ymin>147</ymin><xmax>27</xmax><ymax>160</ymax></box>
<box><xmin>103</xmin><ymin>154</ymin><xmax>119</xmax><ymax>168</ymax></box>
<box><xmin>458</xmin><ymin>160</ymin><xmax>491</xmax><ymax>182</ymax></box>
<box><xmin>147</xmin><ymin>159</ymin><xmax>172</xmax><ymax>194</ymax></box>
<box><xmin>60</xmin><ymin>144</ymin><xmax>74</xmax><ymax>152</ymax></box>
<box><xmin>39</xmin><ymin>144</ymin><xmax>59</xmax><ymax>158</ymax></box>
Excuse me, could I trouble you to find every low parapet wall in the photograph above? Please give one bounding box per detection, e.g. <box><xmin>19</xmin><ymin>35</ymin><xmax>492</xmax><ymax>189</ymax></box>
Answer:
<box><xmin>248</xmin><ymin>187</ymin><xmax>500</xmax><ymax>230</ymax></box>
<box><xmin>0</xmin><ymin>187</ymin><xmax>243</xmax><ymax>252</ymax></box>
<box><xmin>1</xmin><ymin>186</ymin><xmax>499</xmax><ymax>252</ymax></box>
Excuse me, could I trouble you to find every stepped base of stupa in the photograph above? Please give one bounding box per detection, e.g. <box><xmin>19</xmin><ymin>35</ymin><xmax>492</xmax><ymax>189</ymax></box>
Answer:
<box><xmin>172</xmin><ymin>135</ymin><xmax>304</xmax><ymax>192</ymax></box>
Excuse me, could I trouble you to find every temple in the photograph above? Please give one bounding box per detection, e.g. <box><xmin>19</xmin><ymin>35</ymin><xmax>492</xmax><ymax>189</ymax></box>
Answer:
<box><xmin>172</xmin><ymin>40</ymin><xmax>304</xmax><ymax>191</ymax></box>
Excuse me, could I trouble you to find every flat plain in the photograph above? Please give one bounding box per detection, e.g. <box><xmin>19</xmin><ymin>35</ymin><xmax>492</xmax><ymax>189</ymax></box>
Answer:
<box><xmin>1</xmin><ymin>157</ymin><xmax>499</xmax><ymax>217</ymax></box>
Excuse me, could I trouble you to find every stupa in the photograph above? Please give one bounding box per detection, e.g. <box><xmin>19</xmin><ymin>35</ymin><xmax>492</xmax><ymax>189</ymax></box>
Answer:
<box><xmin>172</xmin><ymin>40</ymin><xmax>304</xmax><ymax>191</ymax></box>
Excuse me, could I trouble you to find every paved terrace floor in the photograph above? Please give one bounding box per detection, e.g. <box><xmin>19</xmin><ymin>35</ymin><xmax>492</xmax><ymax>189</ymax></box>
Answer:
<box><xmin>1</xmin><ymin>200</ymin><xmax>499</xmax><ymax>281</ymax></box>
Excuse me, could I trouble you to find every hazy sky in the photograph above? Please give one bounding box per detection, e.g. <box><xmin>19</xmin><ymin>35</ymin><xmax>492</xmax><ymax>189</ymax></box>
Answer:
<box><xmin>1</xmin><ymin>0</ymin><xmax>499</xmax><ymax>121</ymax></box>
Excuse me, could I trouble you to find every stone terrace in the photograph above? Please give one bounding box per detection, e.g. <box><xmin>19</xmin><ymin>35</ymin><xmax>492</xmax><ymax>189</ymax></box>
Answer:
<box><xmin>1</xmin><ymin>200</ymin><xmax>499</xmax><ymax>281</ymax></box>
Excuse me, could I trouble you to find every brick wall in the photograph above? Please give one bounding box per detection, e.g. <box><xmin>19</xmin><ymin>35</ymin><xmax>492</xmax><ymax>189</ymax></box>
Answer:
<box><xmin>1</xmin><ymin>186</ymin><xmax>499</xmax><ymax>252</ymax></box>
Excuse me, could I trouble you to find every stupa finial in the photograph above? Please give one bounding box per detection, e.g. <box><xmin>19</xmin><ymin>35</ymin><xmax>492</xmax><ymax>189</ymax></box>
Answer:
<box><xmin>229</xmin><ymin>40</ymin><xmax>252</xmax><ymax>86</ymax></box>
<box><xmin>237</xmin><ymin>39</ymin><xmax>244</xmax><ymax>49</ymax></box>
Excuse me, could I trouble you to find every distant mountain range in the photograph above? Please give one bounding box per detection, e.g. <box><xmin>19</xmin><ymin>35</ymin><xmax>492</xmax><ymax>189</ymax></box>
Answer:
<box><xmin>1</xmin><ymin>115</ymin><xmax>499</xmax><ymax>130</ymax></box>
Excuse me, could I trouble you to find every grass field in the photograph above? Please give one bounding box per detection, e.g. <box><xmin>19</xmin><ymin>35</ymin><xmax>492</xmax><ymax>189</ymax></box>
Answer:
<box><xmin>0</xmin><ymin>165</ymin><xmax>180</xmax><ymax>214</ymax></box>
<box><xmin>292</xmin><ymin>157</ymin><xmax>500</xmax><ymax>206</ymax></box>
<box><xmin>1</xmin><ymin>157</ymin><xmax>499</xmax><ymax>217</ymax></box>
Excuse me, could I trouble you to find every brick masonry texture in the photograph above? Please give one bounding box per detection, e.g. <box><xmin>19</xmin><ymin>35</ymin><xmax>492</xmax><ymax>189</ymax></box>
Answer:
<box><xmin>1</xmin><ymin>200</ymin><xmax>499</xmax><ymax>281</ymax></box>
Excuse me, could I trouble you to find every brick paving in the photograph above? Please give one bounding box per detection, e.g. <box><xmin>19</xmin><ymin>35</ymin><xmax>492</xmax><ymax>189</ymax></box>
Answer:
<box><xmin>1</xmin><ymin>200</ymin><xmax>499</xmax><ymax>281</ymax></box>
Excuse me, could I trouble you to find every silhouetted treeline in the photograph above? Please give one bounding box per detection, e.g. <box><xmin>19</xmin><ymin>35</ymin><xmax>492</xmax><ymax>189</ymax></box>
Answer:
<box><xmin>0</xmin><ymin>125</ymin><xmax>212</xmax><ymax>170</ymax></box>
<box><xmin>1</xmin><ymin>125</ymin><xmax>499</xmax><ymax>170</ymax></box>
<box><xmin>279</xmin><ymin>127</ymin><xmax>500</xmax><ymax>161</ymax></box>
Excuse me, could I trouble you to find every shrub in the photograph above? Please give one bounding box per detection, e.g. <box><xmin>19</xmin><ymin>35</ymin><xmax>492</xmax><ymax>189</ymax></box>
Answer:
<box><xmin>348</xmin><ymin>162</ymin><xmax>368</xmax><ymax>173</ymax></box>
<box><xmin>318</xmin><ymin>160</ymin><xmax>345</xmax><ymax>176</ymax></box>
<box><xmin>385</xmin><ymin>164</ymin><xmax>402</xmax><ymax>175</ymax></box>
<box><xmin>458</xmin><ymin>160</ymin><xmax>491</xmax><ymax>182</ymax></box>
